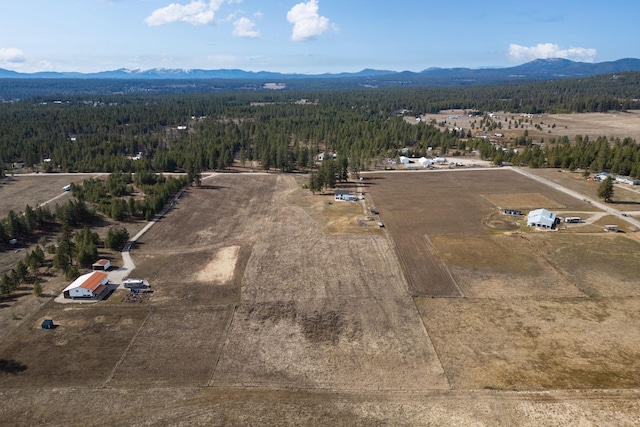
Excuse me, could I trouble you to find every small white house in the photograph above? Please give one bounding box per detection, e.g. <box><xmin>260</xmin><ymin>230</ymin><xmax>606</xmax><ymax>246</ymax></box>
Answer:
<box><xmin>62</xmin><ymin>271</ymin><xmax>109</xmax><ymax>299</ymax></box>
<box><xmin>616</xmin><ymin>176</ymin><xmax>640</xmax><ymax>185</ymax></box>
<box><xmin>317</xmin><ymin>152</ymin><xmax>337</xmax><ymax>162</ymax></box>
<box><xmin>399</xmin><ymin>156</ymin><xmax>410</xmax><ymax>164</ymax></box>
<box><xmin>334</xmin><ymin>190</ymin><xmax>357</xmax><ymax>202</ymax></box>
<box><xmin>527</xmin><ymin>208</ymin><xmax>557</xmax><ymax>229</ymax></box>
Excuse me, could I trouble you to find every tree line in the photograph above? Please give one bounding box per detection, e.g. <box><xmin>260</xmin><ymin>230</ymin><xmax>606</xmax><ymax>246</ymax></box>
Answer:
<box><xmin>2</xmin><ymin>71</ymin><xmax>640</xmax><ymax>180</ymax></box>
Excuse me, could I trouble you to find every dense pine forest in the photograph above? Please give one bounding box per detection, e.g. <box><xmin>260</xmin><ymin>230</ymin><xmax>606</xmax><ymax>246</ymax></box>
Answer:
<box><xmin>1</xmin><ymin>71</ymin><xmax>640</xmax><ymax>179</ymax></box>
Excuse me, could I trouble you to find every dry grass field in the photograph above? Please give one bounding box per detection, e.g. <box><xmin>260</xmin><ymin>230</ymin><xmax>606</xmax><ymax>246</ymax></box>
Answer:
<box><xmin>366</xmin><ymin>168</ymin><xmax>640</xmax><ymax>396</ymax></box>
<box><xmin>0</xmin><ymin>173</ymin><xmax>96</xmax><ymax>218</ymax></box>
<box><xmin>364</xmin><ymin>169</ymin><xmax>593</xmax><ymax>297</ymax></box>
<box><xmin>1</xmin><ymin>170</ymin><xmax>640</xmax><ymax>425</ymax></box>
<box><xmin>418</xmin><ymin>109</ymin><xmax>640</xmax><ymax>142</ymax></box>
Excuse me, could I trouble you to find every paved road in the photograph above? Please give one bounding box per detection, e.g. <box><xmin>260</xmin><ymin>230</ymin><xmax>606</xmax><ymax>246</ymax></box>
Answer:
<box><xmin>509</xmin><ymin>167</ymin><xmax>640</xmax><ymax>230</ymax></box>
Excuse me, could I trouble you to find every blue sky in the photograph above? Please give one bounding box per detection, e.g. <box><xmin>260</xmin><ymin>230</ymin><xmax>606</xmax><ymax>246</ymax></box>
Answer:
<box><xmin>1</xmin><ymin>0</ymin><xmax>638</xmax><ymax>74</ymax></box>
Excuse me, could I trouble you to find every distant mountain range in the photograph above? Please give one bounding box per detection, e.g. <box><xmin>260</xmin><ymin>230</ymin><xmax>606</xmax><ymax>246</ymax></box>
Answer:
<box><xmin>2</xmin><ymin>58</ymin><xmax>640</xmax><ymax>84</ymax></box>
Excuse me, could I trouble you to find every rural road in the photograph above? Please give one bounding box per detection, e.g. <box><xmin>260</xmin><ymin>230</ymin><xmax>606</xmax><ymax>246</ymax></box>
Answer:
<box><xmin>509</xmin><ymin>167</ymin><xmax>640</xmax><ymax>230</ymax></box>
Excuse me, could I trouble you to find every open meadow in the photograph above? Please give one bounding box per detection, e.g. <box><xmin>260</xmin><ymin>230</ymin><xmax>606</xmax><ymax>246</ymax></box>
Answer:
<box><xmin>418</xmin><ymin>109</ymin><xmax>640</xmax><ymax>142</ymax></box>
<box><xmin>1</xmin><ymin>170</ymin><xmax>640</xmax><ymax>425</ymax></box>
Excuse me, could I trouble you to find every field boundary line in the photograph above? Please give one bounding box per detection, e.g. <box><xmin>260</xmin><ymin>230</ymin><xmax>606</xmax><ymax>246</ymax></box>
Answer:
<box><xmin>412</xmin><ymin>298</ymin><xmax>453</xmax><ymax>390</ymax></box>
<box><xmin>423</xmin><ymin>234</ymin><xmax>464</xmax><ymax>297</ymax></box>
<box><xmin>518</xmin><ymin>234</ymin><xmax>589</xmax><ymax>297</ymax></box>
<box><xmin>102</xmin><ymin>307</ymin><xmax>154</xmax><ymax>387</ymax></box>
<box><xmin>206</xmin><ymin>305</ymin><xmax>237</xmax><ymax>387</ymax></box>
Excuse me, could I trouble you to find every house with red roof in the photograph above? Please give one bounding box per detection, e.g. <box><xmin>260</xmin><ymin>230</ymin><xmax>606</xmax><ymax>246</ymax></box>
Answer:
<box><xmin>62</xmin><ymin>271</ymin><xmax>109</xmax><ymax>299</ymax></box>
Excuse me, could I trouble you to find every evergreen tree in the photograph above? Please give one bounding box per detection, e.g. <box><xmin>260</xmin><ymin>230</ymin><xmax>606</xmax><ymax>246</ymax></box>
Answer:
<box><xmin>597</xmin><ymin>177</ymin><xmax>614</xmax><ymax>202</ymax></box>
<box><xmin>1</xmin><ymin>274</ymin><xmax>12</xmax><ymax>297</ymax></box>
<box><xmin>309</xmin><ymin>171</ymin><xmax>321</xmax><ymax>194</ymax></box>
<box><xmin>54</xmin><ymin>222</ymin><xmax>74</xmax><ymax>271</ymax></box>
<box><xmin>32</xmin><ymin>279</ymin><xmax>43</xmax><ymax>297</ymax></box>
<box><xmin>105</xmin><ymin>227</ymin><xmax>130</xmax><ymax>251</ymax></box>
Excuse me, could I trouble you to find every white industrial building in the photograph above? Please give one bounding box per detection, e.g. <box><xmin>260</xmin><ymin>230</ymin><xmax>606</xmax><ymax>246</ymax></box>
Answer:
<box><xmin>62</xmin><ymin>271</ymin><xmax>109</xmax><ymax>299</ymax></box>
<box><xmin>527</xmin><ymin>209</ymin><xmax>557</xmax><ymax>229</ymax></box>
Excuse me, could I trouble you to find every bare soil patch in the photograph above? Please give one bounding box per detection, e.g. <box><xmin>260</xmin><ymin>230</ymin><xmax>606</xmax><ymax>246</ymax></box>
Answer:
<box><xmin>194</xmin><ymin>246</ymin><xmax>240</xmax><ymax>283</ymax></box>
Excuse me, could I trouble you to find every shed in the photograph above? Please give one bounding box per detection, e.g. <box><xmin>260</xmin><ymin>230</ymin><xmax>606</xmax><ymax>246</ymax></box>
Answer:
<box><xmin>399</xmin><ymin>156</ymin><xmax>411</xmax><ymax>164</ymax></box>
<box><xmin>41</xmin><ymin>319</ymin><xmax>54</xmax><ymax>329</ymax></box>
<box><xmin>92</xmin><ymin>259</ymin><xmax>111</xmax><ymax>271</ymax></box>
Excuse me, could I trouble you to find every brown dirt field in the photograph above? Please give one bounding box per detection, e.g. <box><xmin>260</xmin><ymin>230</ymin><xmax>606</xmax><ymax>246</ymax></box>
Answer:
<box><xmin>433</xmin><ymin>233</ymin><xmax>585</xmax><ymax>299</ymax></box>
<box><xmin>367</xmin><ymin>169</ymin><xmax>640</xmax><ymax>395</ymax></box>
<box><xmin>417</xmin><ymin>297</ymin><xmax>640</xmax><ymax>390</ymax></box>
<box><xmin>107</xmin><ymin>307</ymin><xmax>233</xmax><ymax>387</ymax></box>
<box><xmin>2</xmin><ymin>171</ymin><xmax>640</xmax><ymax>425</ymax></box>
<box><xmin>533</xmin><ymin>233</ymin><xmax>640</xmax><ymax>298</ymax></box>
<box><xmin>0</xmin><ymin>304</ymin><xmax>148</xmax><ymax>388</ymax></box>
<box><xmin>364</xmin><ymin>169</ymin><xmax>591</xmax><ymax>297</ymax></box>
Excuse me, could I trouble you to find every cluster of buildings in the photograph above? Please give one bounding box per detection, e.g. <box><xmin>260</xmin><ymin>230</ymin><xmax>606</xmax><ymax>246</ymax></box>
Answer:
<box><xmin>592</xmin><ymin>172</ymin><xmax>640</xmax><ymax>185</ymax></box>
<box><xmin>398</xmin><ymin>156</ymin><xmax>448</xmax><ymax>168</ymax></box>
<box><xmin>61</xmin><ymin>259</ymin><xmax>112</xmax><ymax>300</ymax></box>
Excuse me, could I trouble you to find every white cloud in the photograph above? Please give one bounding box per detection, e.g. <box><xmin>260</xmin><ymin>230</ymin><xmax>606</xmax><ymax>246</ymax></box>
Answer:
<box><xmin>145</xmin><ymin>0</ymin><xmax>224</xmax><ymax>26</ymax></box>
<box><xmin>286</xmin><ymin>0</ymin><xmax>331</xmax><ymax>41</ymax></box>
<box><xmin>508</xmin><ymin>43</ymin><xmax>597</xmax><ymax>62</ymax></box>
<box><xmin>233</xmin><ymin>17</ymin><xmax>259</xmax><ymax>38</ymax></box>
<box><xmin>0</xmin><ymin>47</ymin><xmax>26</xmax><ymax>63</ymax></box>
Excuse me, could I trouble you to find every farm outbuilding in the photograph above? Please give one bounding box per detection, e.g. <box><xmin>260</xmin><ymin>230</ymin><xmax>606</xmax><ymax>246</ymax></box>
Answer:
<box><xmin>41</xmin><ymin>319</ymin><xmax>54</xmax><ymax>329</ymax></box>
<box><xmin>502</xmin><ymin>209</ymin><xmax>523</xmax><ymax>216</ymax></box>
<box><xmin>62</xmin><ymin>271</ymin><xmax>109</xmax><ymax>299</ymax></box>
<box><xmin>527</xmin><ymin>208</ymin><xmax>558</xmax><ymax>229</ymax></box>
<box><xmin>92</xmin><ymin>259</ymin><xmax>111</xmax><ymax>271</ymax></box>
<box><xmin>334</xmin><ymin>190</ymin><xmax>357</xmax><ymax>202</ymax></box>
<box><xmin>418</xmin><ymin>157</ymin><xmax>433</xmax><ymax>167</ymax></box>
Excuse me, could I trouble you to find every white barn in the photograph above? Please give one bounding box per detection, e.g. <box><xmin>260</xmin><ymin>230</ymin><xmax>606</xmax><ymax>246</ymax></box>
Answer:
<box><xmin>63</xmin><ymin>271</ymin><xmax>109</xmax><ymax>299</ymax></box>
<box><xmin>418</xmin><ymin>157</ymin><xmax>433</xmax><ymax>167</ymax></box>
<box><xmin>527</xmin><ymin>209</ymin><xmax>557</xmax><ymax>229</ymax></box>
